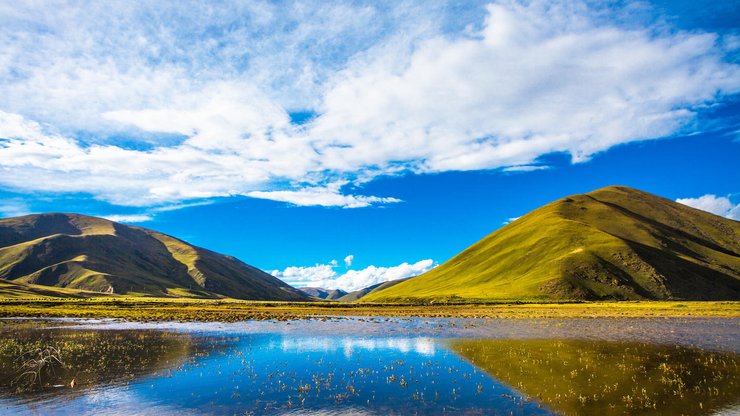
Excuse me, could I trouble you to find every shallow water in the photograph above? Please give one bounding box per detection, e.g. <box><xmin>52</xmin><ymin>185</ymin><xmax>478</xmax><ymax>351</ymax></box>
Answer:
<box><xmin>0</xmin><ymin>317</ymin><xmax>738</xmax><ymax>415</ymax></box>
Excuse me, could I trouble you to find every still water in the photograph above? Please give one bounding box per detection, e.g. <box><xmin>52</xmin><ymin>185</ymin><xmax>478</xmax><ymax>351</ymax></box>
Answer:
<box><xmin>0</xmin><ymin>317</ymin><xmax>738</xmax><ymax>415</ymax></box>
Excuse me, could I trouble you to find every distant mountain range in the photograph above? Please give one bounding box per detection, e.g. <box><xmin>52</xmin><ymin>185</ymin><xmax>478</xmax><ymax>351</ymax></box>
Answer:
<box><xmin>363</xmin><ymin>186</ymin><xmax>740</xmax><ymax>302</ymax></box>
<box><xmin>298</xmin><ymin>278</ymin><xmax>410</xmax><ymax>302</ymax></box>
<box><xmin>336</xmin><ymin>278</ymin><xmax>410</xmax><ymax>301</ymax></box>
<box><xmin>0</xmin><ymin>213</ymin><xmax>307</xmax><ymax>301</ymax></box>
<box><xmin>298</xmin><ymin>287</ymin><xmax>348</xmax><ymax>300</ymax></box>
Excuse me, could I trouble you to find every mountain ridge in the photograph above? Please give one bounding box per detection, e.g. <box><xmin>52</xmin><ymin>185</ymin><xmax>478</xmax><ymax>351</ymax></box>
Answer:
<box><xmin>0</xmin><ymin>213</ymin><xmax>308</xmax><ymax>301</ymax></box>
<box><xmin>362</xmin><ymin>186</ymin><xmax>740</xmax><ymax>302</ymax></box>
<box><xmin>298</xmin><ymin>287</ymin><xmax>348</xmax><ymax>300</ymax></box>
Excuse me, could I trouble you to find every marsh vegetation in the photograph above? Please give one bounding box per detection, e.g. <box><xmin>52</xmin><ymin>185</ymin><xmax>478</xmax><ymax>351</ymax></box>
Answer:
<box><xmin>451</xmin><ymin>339</ymin><xmax>740</xmax><ymax>415</ymax></box>
<box><xmin>0</xmin><ymin>325</ymin><xmax>193</xmax><ymax>399</ymax></box>
<box><xmin>0</xmin><ymin>317</ymin><xmax>737</xmax><ymax>415</ymax></box>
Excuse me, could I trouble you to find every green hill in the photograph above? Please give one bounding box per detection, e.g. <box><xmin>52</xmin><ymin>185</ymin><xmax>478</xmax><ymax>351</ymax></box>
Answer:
<box><xmin>363</xmin><ymin>186</ymin><xmax>740</xmax><ymax>302</ymax></box>
<box><xmin>0</xmin><ymin>213</ymin><xmax>308</xmax><ymax>301</ymax></box>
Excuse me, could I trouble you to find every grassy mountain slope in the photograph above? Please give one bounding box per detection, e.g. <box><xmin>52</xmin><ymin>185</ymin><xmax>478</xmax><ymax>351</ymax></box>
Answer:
<box><xmin>298</xmin><ymin>287</ymin><xmax>348</xmax><ymax>300</ymax></box>
<box><xmin>337</xmin><ymin>278</ymin><xmax>410</xmax><ymax>302</ymax></box>
<box><xmin>0</xmin><ymin>279</ymin><xmax>112</xmax><ymax>298</ymax></box>
<box><xmin>0</xmin><ymin>213</ymin><xmax>307</xmax><ymax>301</ymax></box>
<box><xmin>363</xmin><ymin>186</ymin><xmax>740</xmax><ymax>302</ymax></box>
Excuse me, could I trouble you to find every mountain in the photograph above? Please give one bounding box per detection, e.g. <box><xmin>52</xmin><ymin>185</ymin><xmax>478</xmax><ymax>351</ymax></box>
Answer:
<box><xmin>337</xmin><ymin>278</ymin><xmax>410</xmax><ymax>302</ymax></box>
<box><xmin>0</xmin><ymin>213</ymin><xmax>308</xmax><ymax>301</ymax></box>
<box><xmin>363</xmin><ymin>186</ymin><xmax>740</xmax><ymax>302</ymax></box>
<box><xmin>298</xmin><ymin>287</ymin><xmax>348</xmax><ymax>300</ymax></box>
<box><xmin>0</xmin><ymin>279</ymin><xmax>109</xmax><ymax>298</ymax></box>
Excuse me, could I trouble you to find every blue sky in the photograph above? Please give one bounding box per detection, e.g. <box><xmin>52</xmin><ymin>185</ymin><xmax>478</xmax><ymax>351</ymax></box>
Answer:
<box><xmin>0</xmin><ymin>0</ymin><xmax>738</xmax><ymax>291</ymax></box>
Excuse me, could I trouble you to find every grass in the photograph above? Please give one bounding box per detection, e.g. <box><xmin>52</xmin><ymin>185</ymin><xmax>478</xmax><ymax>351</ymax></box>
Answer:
<box><xmin>14</xmin><ymin>345</ymin><xmax>64</xmax><ymax>389</ymax></box>
<box><xmin>0</xmin><ymin>297</ymin><xmax>738</xmax><ymax>321</ymax></box>
<box><xmin>0</xmin><ymin>213</ymin><xmax>308</xmax><ymax>301</ymax></box>
<box><xmin>363</xmin><ymin>186</ymin><xmax>740</xmax><ymax>302</ymax></box>
<box><xmin>0</xmin><ymin>328</ymin><xmax>191</xmax><ymax>394</ymax></box>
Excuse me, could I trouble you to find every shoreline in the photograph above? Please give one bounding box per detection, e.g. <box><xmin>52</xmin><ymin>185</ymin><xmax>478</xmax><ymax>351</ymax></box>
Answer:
<box><xmin>0</xmin><ymin>298</ymin><xmax>738</xmax><ymax>322</ymax></box>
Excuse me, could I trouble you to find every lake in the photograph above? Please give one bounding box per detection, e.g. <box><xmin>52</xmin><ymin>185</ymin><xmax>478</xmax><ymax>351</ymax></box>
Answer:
<box><xmin>0</xmin><ymin>317</ymin><xmax>738</xmax><ymax>415</ymax></box>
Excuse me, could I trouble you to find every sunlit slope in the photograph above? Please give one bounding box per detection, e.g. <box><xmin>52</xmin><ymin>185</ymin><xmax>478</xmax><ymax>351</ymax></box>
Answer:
<box><xmin>364</xmin><ymin>186</ymin><xmax>740</xmax><ymax>302</ymax></box>
<box><xmin>0</xmin><ymin>279</ymin><xmax>111</xmax><ymax>298</ymax></box>
<box><xmin>0</xmin><ymin>213</ymin><xmax>307</xmax><ymax>300</ymax></box>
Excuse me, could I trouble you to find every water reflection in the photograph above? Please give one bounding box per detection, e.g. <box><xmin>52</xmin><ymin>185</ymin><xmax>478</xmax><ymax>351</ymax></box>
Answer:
<box><xmin>451</xmin><ymin>339</ymin><xmax>740</xmax><ymax>415</ymax></box>
<box><xmin>0</xmin><ymin>328</ymin><xmax>193</xmax><ymax>401</ymax></box>
<box><xmin>0</xmin><ymin>320</ymin><xmax>737</xmax><ymax>415</ymax></box>
<box><xmin>0</xmin><ymin>328</ymin><xmax>549</xmax><ymax>415</ymax></box>
<box><xmin>277</xmin><ymin>337</ymin><xmax>436</xmax><ymax>357</ymax></box>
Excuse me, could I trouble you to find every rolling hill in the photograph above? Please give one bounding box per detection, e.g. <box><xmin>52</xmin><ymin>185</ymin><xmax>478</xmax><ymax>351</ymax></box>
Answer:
<box><xmin>363</xmin><ymin>186</ymin><xmax>740</xmax><ymax>302</ymax></box>
<box><xmin>0</xmin><ymin>213</ymin><xmax>308</xmax><ymax>300</ymax></box>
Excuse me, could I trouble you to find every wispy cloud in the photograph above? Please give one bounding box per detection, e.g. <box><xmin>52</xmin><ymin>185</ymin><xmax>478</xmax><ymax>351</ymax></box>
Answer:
<box><xmin>247</xmin><ymin>185</ymin><xmax>402</xmax><ymax>208</ymax></box>
<box><xmin>101</xmin><ymin>214</ymin><xmax>155</xmax><ymax>223</ymax></box>
<box><xmin>0</xmin><ymin>198</ymin><xmax>31</xmax><ymax>218</ymax></box>
<box><xmin>273</xmin><ymin>259</ymin><xmax>435</xmax><ymax>292</ymax></box>
<box><xmin>502</xmin><ymin>165</ymin><xmax>549</xmax><ymax>173</ymax></box>
<box><xmin>676</xmin><ymin>194</ymin><xmax>739</xmax><ymax>220</ymax></box>
<box><xmin>0</xmin><ymin>1</ymin><xmax>738</xmax><ymax>210</ymax></box>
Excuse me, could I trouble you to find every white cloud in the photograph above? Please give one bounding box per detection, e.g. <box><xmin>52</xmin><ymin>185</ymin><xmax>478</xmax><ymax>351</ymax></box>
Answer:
<box><xmin>270</xmin><ymin>264</ymin><xmax>337</xmax><ymax>283</ymax></box>
<box><xmin>676</xmin><ymin>194</ymin><xmax>739</xmax><ymax>220</ymax></box>
<box><xmin>273</xmin><ymin>259</ymin><xmax>435</xmax><ymax>292</ymax></box>
<box><xmin>0</xmin><ymin>198</ymin><xmax>31</xmax><ymax>218</ymax></box>
<box><xmin>247</xmin><ymin>186</ymin><xmax>402</xmax><ymax>209</ymax></box>
<box><xmin>344</xmin><ymin>254</ymin><xmax>354</xmax><ymax>267</ymax></box>
<box><xmin>102</xmin><ymin>214</ymin><xmax>155</xmax><ymax>223</ymax></box>
<box><xmin>0</xmin><ymin>1</ymin><xmax>738</xmax><ymax>210</ymax></box>
<box><xmin>502</xmin><ymin>165</ymin><xmax>549</xmax><ymax>173</ymax></box>
<box><xmin>151</xmin><ymin>200</ymin><xmax>214</xmax><ymax>212</ymax></box>
<box><xmin>503</xmin><ymin>216</ymin><xmax>520</xmax><ymax>225</ymax></box>
<box><xmin>311</xmin><ymin>2</ymin><xmax>739</xmax><ymax>174</ymax></box>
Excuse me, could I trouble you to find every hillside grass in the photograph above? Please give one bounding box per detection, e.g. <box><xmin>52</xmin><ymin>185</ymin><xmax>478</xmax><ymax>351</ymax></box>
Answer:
<box><xmin>0</xmin><ymin>296</ymin><xmax>737</xmax><ymax>321</ymax></box>
<box><xmin>363</xmin><ymin>186</ymin><xmax>740</xmax><ymax>302</ymax></box>
<box><xmin>0</xmin><ymin>213</ymin><xmax>308</xmax><ymax>301</ymax></box>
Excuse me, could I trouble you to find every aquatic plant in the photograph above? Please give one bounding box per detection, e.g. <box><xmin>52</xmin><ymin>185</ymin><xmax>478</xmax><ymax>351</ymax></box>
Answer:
<box><xmin>451</xmin><ymin>339</ymin><xmax>740</xmax><ymax>415</ymax></box>
<box><xmin>14</xmin><ymin>345</ymin><xmax>64</xmax><ymax>390</ymax></box>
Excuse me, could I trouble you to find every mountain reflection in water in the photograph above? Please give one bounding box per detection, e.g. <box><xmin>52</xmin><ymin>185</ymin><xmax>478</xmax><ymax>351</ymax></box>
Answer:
<box><xmin>0</xmin><ymin>318</ymin><xmax>737</xmax><ymax>415</ymax></box>
<box><xmin>451</xmin><ymin>338</ymin><xmax>740</xmax><ymax>416</ymax></box>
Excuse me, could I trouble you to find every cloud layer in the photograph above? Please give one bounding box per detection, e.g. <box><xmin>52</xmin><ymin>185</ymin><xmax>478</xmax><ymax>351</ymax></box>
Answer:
<box><xmin>676</xmin><ymin>194</ymin><xmax>740</xmax><ymax>220</ymax></box>
<box><xmin>0</xmin><ymin>1</ymin><xmax>738</xmax><ymax>210</ymax></box>
<box><xmin>272</xmin><ymin>259</ymin><xmax>435</xmax><ymax>292</ymax></box>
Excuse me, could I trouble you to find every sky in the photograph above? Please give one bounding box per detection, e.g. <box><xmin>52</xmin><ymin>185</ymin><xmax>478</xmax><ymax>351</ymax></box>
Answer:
<box><xmin>0</xmin><ymin>0</ymin><xmax>738</xmax><ymax>292</ymax></box>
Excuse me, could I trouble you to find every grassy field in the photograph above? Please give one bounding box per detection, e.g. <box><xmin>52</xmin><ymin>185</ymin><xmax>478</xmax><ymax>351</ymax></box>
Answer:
<box><xmin>0</xmin><ymin>297</ymin><xmax>738</xmax><ymax>321</ymax></box>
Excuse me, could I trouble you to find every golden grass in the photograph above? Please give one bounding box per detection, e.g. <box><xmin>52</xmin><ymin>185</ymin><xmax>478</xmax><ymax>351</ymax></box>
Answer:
<box><xmin>0</xmin><ymin>298</ymin><xmax>737</xmax><ymax>322</ymax></box>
